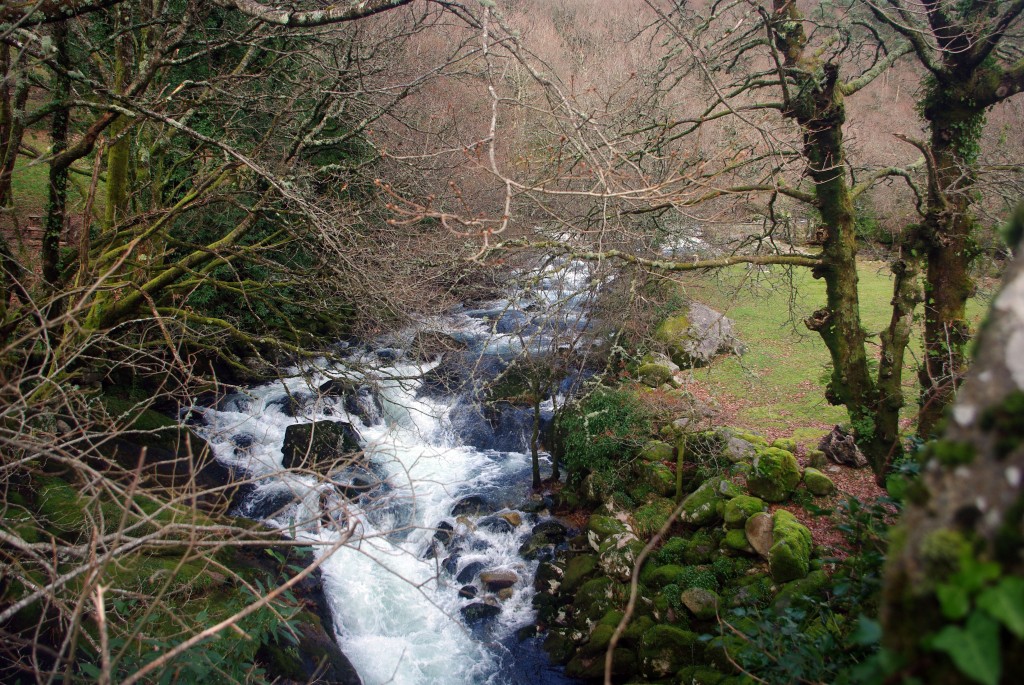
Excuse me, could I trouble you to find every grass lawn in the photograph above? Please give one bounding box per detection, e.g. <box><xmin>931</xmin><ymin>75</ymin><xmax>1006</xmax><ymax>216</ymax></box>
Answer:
<box><xmin>672</xmin><ymin>260</ymin><xmax>989</xmax><ymax>448</ymax></box>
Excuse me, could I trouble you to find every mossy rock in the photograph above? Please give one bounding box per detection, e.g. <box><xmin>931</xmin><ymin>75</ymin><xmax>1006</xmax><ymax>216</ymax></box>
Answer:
<box><xmin>641</xmin><ymin>462</ymin><xmax>677</xmax><ymax>498</ymax></box>
<box><xmin>802</xmin><ymin>467</ymin><xmax>836</xmax><ymax>496</ymax></box>
<box><xmin>684</xmin><ymin>530</ymin><xmax>722</xmax><ymax>565</ymax></box>
<box><xmin>680</xmin><ymin>587</ymin><xmax>720</xmax><ymax>620</ymax></box>
<box><xmin>633</xmin><ymin>497</ymin><xmax>676</xmax><ymax>538</ymax></box>
<box><xmin>588</xmin><ymin>514</ymin><xmax>628</xmax><ymax>539</ymax></box>
<box><xmin>728</xmin><ymin>573</ymin><xmax>775</xmax><ymax>609</ymax></box>
<box><xmin>576</xmin><ymin>576</ymin><xmax>615</xmax><ymax>610</ymax></box>
<box><xmin>641</xmin><ymin>440</ymin><xmax>675</xmax><ymax>462</ymax></box>
<box><xmin>723</xmin><ymin>528</ymin><xmax>755</xmax><ymax>555</ymax></box>
<box><xmin>773</xmin><ymin>569</ymin><xmax>829</xmax><ymax>610</ymax></box>
<box><xmin>680</xmin><ymin>478</ymin><xmax>740</xmax><ymax>526</ymax></box>
<box><xmin>543</xmin><ymin>629</ymin><xmax>575</xmax><ymax>664</ymax></box>
<box><xmin>562</xmin><ymin>554</ymin><xmax>599</xmax><ymax>593</ymax></box>
<box><xmin>676</xmin><ymin>665</ymin><xmax>727</xmax><ymax>684</ymax></box>
<box><xmin>566</xmin><ymin>648</ymin><xmax>636</xmax><ymax>680</ymax></box>
<box><xmin>646</xmin><ymin>564</ymin><xmax>687</xmax><ymax>589</ymax></box>
<box><xmin>723</xmin><ymin>495</ymin><xmax>766</xmax><ymax>528</ymax></box>
<box><xmin>639</xmin><ymin>624</ymin><xmax>703</xmax><ymax>678</ymax></box>
<box><xmin>721</xmin><ymin>427</ymin><xmax>769</xmax><ymax>448</ymax></box>
<box><xmin>768</xmin><ymin>510</ymin><xmax>812</xmax><ymax>583</ymax></box>
<box><xmin>638</xmin><ymin>363</ymin><xmax>676</xmax><ymax>388</ymax></box>
<box><xmin>623</xmin><ymin>614</ymin><xmax>655</xmax><ymax>647</ymax></box>
<box><xmin>598</xmin><ymin>535</ymin><xmax>645</xmax><ymax>582</ymax></box>
<box><xmin>806</xmin><ymin>449</ymin><xmax>827</xmax><ymax>468</ymax></box>
<box><xmin>770</xmin><ymin>437</ymin><xmax>798</xmax><ymax>453</ymax></box>
<box><xmin>579</xmin><ymin>622</ymin><xmax>616</xmax><ymax>656</ymax></box>
<box><xmin>746</xmin><ymin>448</ymin><xmax>802</xmax><ymax>502</ymax></box>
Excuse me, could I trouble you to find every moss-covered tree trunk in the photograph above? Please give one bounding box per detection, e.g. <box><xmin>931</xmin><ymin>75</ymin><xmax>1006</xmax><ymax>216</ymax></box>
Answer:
<box><xmin>882</xmin><ymin>208</ymin><xmax>1024</xmax><ymax>683</ymax></box>
<box><xmin>770</xmin><ymin>1</ymin><xmax>917</xmax><ymax>480</ymax></box>
<box><xmin>42</xmin><ymin>19</ymin><xmax>70</xmax><ymax>295</ymax></box>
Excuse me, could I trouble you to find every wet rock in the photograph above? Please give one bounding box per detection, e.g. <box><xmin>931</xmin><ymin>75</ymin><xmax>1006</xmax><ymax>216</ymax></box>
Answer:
<box><xmin>461</xmin><ymin>602</ymin><xmax>501</xmax><ymax>623</ymax></box>
<box><xmin>232</xmin><ymin>433</ymin><xmax>255</xmax><ymax>450</ymax></box>
<box><xmin>267</xmin><ymin>392</ymin><xmax>313</xmax><ymax>418</ymax></box>
<box><xmin>478</xmin><ymin>516</ymin><xmax>514</xmax><ymax>535</ymax></box>
<box><xmin>479</xmin><ymin>570</ymin><xmax>519</xmax><ymax>591</ymax></box>
<box><xmin>451</xmin><ymin>495</ymin><xmax>489</xmax><ymax>517</ymax></box>
<box><xmin>433</xmin><ymin>521</ymin><xmax>455</xmax><ymax>547</ymax></box>
<box><xmin>497</xmin><ymin>588</ymin><xmax>515</xmax><ymax>601</ymax></box>
<box><xmin>497</xmin><ymin>511</ymin><xmax>522</xmax><ymax>527</ymax></box>
<box><xmin>458</xmin><ymin>585</ymin><xmax>478</xmax><ymax>599</ymax></box>
<box><xmin>442</xmin><ymin>553</ymin><xmax>460</xmax><ymax>575</ymax></box>
<box><xmin>281</xmin><ymin>420</ymin><xmax>361</xmax><ymax>470</ymax></box>
<box><xmin>532</xmin><ymin>519</ymin><xmax>568</xmax><ymax>540</ymax></box>
<box><xmin>818</xmin><ymin>425</ymin><xmax>869</xmax><ymax>468</ymax></box>
<box><xmin>457</xmin><ymin>561</ymin><xmax>486</xmax><ymax>585</ymax></box>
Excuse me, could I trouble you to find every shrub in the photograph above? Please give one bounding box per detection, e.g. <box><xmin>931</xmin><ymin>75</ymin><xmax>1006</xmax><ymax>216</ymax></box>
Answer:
<box><xmin>558</xmin><ymin>385</ymin><xmax>653</xmax><ymax>485</ymax></box>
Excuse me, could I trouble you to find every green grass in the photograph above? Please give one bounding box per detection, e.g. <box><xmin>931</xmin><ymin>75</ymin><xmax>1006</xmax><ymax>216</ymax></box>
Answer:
<box><xmin>8</xmin><ymin>131</ymin><xmax>106</xmax><ymax>231</ymax></box>
<box><xmin>674</xmin><ymin>262</ymin><xmax>987</xmax><ymax>446</ymax></box>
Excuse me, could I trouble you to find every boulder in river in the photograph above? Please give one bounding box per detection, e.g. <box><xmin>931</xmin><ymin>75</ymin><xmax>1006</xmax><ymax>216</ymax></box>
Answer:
<box><xmin>281</xmin><ymin>420</ymin><xmax>361</xmax><ymax>470</ymax></box>
<box><xmin>461</xmin><ymin>602</ymin><xmax>501</xmax><ymax>624</ymax></box>
<box><xmin>479</xmin><ymin>570</ymin><xmax>519</xmax><ymax>591</ymax></box>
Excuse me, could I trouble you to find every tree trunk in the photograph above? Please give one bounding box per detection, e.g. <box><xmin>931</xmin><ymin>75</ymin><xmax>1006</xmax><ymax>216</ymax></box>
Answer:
<box><xmin>42</xmin><ymin>20</ymin><xmax>70</xmax><ymax>294</ymax></box>
<box><xmin>917</xmin><ymin>110</ymin><xmax>979</xmax><ymax>437</ymax></box>
<box><xmin>882</xmin><ymin>208</ymin><xmax>1024</xmax><ymax>683</ymax></box>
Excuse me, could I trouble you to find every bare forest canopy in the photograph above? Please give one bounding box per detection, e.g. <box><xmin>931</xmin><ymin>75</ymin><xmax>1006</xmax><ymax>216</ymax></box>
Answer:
<box><xmin>1</xmin><ymin>0</ymin><xmax>1023</xmax><ymax>683</ymax></box>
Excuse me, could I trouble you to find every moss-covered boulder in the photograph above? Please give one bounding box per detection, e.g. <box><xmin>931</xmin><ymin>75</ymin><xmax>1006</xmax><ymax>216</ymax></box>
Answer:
<box><xmin>723</xmin><ymin>495</ymin><xmax>766</xmax><ymax>528</ymax></box>
<box><xmin>587</xmin><ymin>514</ymin><xmax>627</xmax><ymax>539</ymax></box>
<box><xmin>638</xmin><ymin>362</ymin><xmax>676</xmax><ymax>387</ymax></box>
<box><xmin>723</xmin><ymin>528</ymin><xmax>755</xmax><ymax>554</ymax></box>
<box><xmin>561</xmin><ymin>554</ymin><xmax>599</xmax><ymax>593</ymax></box>
<box><xmin>639</xmin><ymin>625</ymin><xmax>703</xmax><ymax>678</ymax></box>
<box><xmin>566</xmin><ymin>648</ymin><xmax>637</xmax><ymax>680</ymax></box>
<box><xmin>681</xmin><ymin>587</ymin><xmax>720</xmax><ymax>620</ymax></box>
<box><xmin>746</xmin><ymin>447</ymin><xmax>802</xmax><ymax>502</ymax></box>
<box><xmin>680</xmin><ymin>478</ymin><xmax>743</xmax><ymax>526</ymax></box>
<box><xmin>641</xmin><ymin>462</ymin><xmax>677</xmax><ymax>497</ymax></box>
<box><xmin>680</xmin><ymin>479</ymin><xmax>724</xmax><ymax>526</ymax></box>
<box><xmin>768</xmin><ymin>510</ymin><xmax>812</xmax><ymax>583</ymax></box>
<box><xmin>675</xmin><ymin>665</ymin><xmax>727</xmax><ymax>684</ymax></box>
<box><xmin>773</xmin><ymin>569</ymin><xmax>829</xmax><ymax>610</ymax></box>
<box><xmin>771</xmin><ymin>437</ymin><xmax>798</xmax><ymax>453</ymax></box>
<box><xmin>598</xmin><ymin>534</ymin><xmax>645</xmax><ymax>582</ymax></box>
<box><xmin>802</xmin><ymin>467</ymin><xmax>836</xmax><ymax>496</ymax></box>
<box><xmin>640</xmin><ymin>440</ymin><xmax>675</xmax><ymax>462</ymax></box>
<box><xmin>645</xmin><ymin>564</ymin><xmax>688</xmax><ymax>588</ymax></box>
<box><xmin>633</xmin><ymin>497</ymin><xmax>677</xmax><ymax>538</ymax></box>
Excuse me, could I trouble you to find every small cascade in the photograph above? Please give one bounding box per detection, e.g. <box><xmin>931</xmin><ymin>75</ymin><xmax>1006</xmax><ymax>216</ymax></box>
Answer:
<box><xmin>193</xmin><ymin>260</ymin><xmax>599</xmax><ymax>684</ymax></box>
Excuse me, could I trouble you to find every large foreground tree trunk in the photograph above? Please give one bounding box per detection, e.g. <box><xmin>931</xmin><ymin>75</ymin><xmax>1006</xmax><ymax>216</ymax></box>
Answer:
<box><xmin>882</xmin><ymin>207</ymin><xmax>1024</xmax><ymax>684</ymax></box>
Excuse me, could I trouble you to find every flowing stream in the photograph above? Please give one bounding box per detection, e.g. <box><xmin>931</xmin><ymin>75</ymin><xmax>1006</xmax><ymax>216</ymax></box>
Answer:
<box><xmin>192</xmin><ymin>262</ymin><xmax>598</xmax><ymax>684</ymax></box>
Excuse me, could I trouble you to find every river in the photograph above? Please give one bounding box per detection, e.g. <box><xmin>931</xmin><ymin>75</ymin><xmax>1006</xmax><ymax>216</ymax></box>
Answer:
<box><xmin>191</xmin><ymin>260</ymin><xmax>599</xmax><ymax>684</ymax></box>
